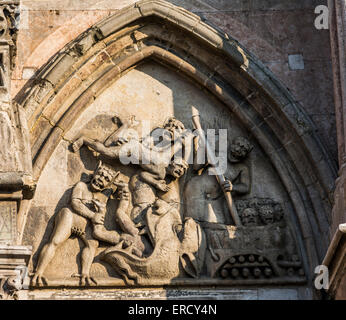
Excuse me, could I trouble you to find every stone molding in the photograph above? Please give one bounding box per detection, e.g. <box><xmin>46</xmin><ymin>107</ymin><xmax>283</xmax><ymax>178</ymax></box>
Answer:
<box><xmin>0</xmin><ymin>245</ymin><xmax>32</xmax><ymax>300</ymax></box>
<box><xmin>322</xmin><ymin>224</ymin><xmax>346</xmax><ymax>299</ymax></box>
<box><xmin>325</xmin><ymin>0</ymin><xmax>346</xmax><ymax>299</ymax></box>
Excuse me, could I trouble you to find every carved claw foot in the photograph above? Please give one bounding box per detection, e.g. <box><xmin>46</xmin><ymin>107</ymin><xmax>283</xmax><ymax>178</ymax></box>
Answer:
<box><xmin>71</xmin><ymin>273</ymin><xmax>98</xmax><ymax>286</ymax></box>
<box><xmin>31</xmin><ymin>273</ymin><xmax>48</xmax><ymax>287</ymax></box>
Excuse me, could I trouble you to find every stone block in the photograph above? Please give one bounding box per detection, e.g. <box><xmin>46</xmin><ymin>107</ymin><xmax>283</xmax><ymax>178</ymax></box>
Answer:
<box><xmin>0</xmin><ymin>202</ymin><xmax>17</xmax><ymax>245</ymax></box>
<box><xmin>288</xmin><ymin>54</ymin><xmax>305</xmax><ymax>70</ymax></box>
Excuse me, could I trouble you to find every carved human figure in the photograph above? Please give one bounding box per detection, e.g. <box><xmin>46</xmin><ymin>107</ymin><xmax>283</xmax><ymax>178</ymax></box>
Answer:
<box><xmin>72</xmin><ymin>115</ymin><xmax>189</xmax><ymax>235</ymax></box>
<box><xmin>32</xmin><ymin>162</ymin><xmax>128</xmax><ymax>286</ymax></box>
<box><xmin>72</xmin><ymin>116</ymin><xmax>192</xmax><ymax>188</ymax></box>
<box><xmin>130</xmin><ymin>157</ymin><xmax>189</xmax><ymax>239</ymax></box>
<box><xmin>71</xmin><ymin>116</ymin><xmax>186</xmax><ymax>165</ymax></box>
<box><xmin>221</xmin><ymin>136</ymin><xmax>253</xmax><ymax>195</ymax></box>
<box><xmin>184</xmin><ymin>136</ymin><xmax>253</xmax><ymax>224</ymax></box>
<box><xmin>157</xmin><ymin>158</ymin><xmax>189</xmax><ymax>210</ymax></box>
<box><xmin>134</xmin><ymin>117</ymin><xmax>190</xmax><ymax>194</ymax></box>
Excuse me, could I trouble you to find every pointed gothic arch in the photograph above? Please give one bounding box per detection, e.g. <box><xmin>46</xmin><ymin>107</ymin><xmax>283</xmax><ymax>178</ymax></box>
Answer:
<box><xmin>15</xmin><ymin>0</ymin><xmax>337</xmax><ymax>283</ymax></box>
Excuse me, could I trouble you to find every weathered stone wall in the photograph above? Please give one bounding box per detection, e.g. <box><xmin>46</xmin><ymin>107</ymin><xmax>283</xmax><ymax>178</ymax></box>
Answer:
<box><xmin>23</xmin><ymin>61</ymin><xmax>293</xmax><ymax>282</ymax></box>
<box><xmin>322</xmin><ymin>0</ymin><xmax>346</xmax><ymax>300</ymax></box>
<box><xmin>12</xmin><ymin>0</ymin><xmax>337</xmax><ymax>165</ymax></box>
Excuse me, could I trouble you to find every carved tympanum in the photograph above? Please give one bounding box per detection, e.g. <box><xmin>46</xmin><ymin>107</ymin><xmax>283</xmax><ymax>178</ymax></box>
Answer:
<box><xmin>31</xmin><ymin>113</ymin><xmax>306</xmax><ymax>286</ymax></box>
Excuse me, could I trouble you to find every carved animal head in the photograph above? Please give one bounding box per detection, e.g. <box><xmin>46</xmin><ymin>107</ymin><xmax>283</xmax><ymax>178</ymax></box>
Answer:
<box><xmin>145</xmin><ymin>199</ymin><xmax>182</xmax><ymax>247</ymax></box>
<box><xmin>6</xmin><ymin>276</ymin><xmax>22</xmax><ymax>292</ymax></box>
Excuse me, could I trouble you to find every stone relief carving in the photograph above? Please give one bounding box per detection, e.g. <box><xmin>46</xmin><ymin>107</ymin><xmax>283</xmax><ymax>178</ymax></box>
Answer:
<box><xmin>0</xmin><ymin>3</ymin><xmax>18</xmax><ymax>40</ymax></box>
<box><xmin>204</xmin><ymin>198</ymin><xmax>304</xmax><ymax>281</ymax></box>
<box><xmin>0</xmin><ymin>276</ymin><xmax>22</xmax><ymax>300</ymax></box>
<box><xmin>0</xmin><ymin>110</ymin><xmax>21</xmax><ymax>172</ymax></box>
<box><xmin>32</xmin><ymin>161</ymin><xmax>133</xmax><ymax>286</ymax></box>
<box><xmin>31</xmin><ymin>112</ymin><xmax>306</xmax><ymax>287</ymax></box>
<box><xmin>0</xmin><ymin>2</ymin><xmax>19</xmax><ymax>70</ymax></box>
<box><xmin>0</xmin><ymin>246</ymin><xmax>31</xmax><ymax>300</ymax></box>
<box><xmin>184</xmin><ymin>135</ymin><xmax>253</xmax><ymax>225</ymax></box>
<box><xmin>0</xmin><ymin>201</ymin><xmax>16</xmax><ymax>243</ymax></box>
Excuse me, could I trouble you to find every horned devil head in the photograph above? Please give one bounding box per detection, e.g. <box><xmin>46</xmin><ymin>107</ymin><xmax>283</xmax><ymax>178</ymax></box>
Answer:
<box><xmin>90</xmin><ymin>161</ymin><xmax>119</xmax><ymax>192</ymax></box>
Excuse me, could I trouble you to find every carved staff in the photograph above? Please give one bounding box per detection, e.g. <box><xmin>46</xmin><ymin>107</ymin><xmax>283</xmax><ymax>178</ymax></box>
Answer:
<box><xmin>191</xmin><ymin>106</ymin><xmax>242</xmax><ymax>226</ymax></box>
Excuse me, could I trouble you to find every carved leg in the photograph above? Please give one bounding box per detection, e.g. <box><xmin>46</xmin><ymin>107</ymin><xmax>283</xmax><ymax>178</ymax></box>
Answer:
<box><xmin>116</xmin><ymin>208</ymin><xmax>139</xmax><ymax>237</ymax></box>
<box><xmin>93</xmin><ymin>224</ymin><xmax>120</xmax><ymax>245</ymax></box>
<box><xmin>71</xmin><ymin>136</ymin><xmax>101</xmax><ymax>153</ymax></box>
<box><xmin>79</xmin><ymin>238</ymin><xmax>99</xmax><ymax>286</ymax></box>
<box><xmin>119</xmin><ymin>233</ymin><xmax>145</xmax><ymax>257</ymax></box>
<box><xmin>32</xmin><ymin>208</ymin><xmax>73</xmax><ymax>286</ymax></box>
<box><xmin>72</xmin><ymin>136</ymin><xmax>122</xmax><ymax>158</ymax></box>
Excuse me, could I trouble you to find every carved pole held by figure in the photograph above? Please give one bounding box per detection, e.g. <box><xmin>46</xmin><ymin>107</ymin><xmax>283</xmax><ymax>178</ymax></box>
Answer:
<box><xmin>191</xmin><ymin>106</ymin><xmax>242</xmax><ymax>226</ymax></box>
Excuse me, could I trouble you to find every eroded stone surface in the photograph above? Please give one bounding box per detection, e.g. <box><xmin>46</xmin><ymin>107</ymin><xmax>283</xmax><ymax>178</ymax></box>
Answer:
<box><xmin>24</xmin><ymin>62</ymin><xmax>306</xmax><ymax>288</ymax></box>
<box><xmin>0</xmin><ymin>0</ymin><xmax>341</xmax><ymax>300</ymax></box>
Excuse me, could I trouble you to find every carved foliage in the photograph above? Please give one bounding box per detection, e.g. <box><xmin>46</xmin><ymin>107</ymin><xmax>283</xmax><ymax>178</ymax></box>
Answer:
<box><xmin>0</xmin><ymin>3</ymin><xmax>19</xmax><ymax>70</ymax></box>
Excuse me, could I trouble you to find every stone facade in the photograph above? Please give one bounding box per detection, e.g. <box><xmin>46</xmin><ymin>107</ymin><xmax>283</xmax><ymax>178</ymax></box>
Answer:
<box><xmin>0</xmin><ymin>0</ymin><xmax>344</xmax><ymax>300</ymax></box>
<box><xmin>322</xmin><ymin>0</ymin><xmax>346</xmax><ymax>300</ymax></box>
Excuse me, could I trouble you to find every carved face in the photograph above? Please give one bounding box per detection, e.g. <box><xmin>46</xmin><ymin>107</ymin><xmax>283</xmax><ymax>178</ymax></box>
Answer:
<box><xmin>91</xmin><ymin>167</ymin><xmax>117</xmax><ymax>192</ymax></box>
<box><xmin>167</xmin><ymin>160</ymin><xmax>188</xmax><ymax>178</ymax></box>
<box><xmin>228</xmin><ymin>137</ymin><xmax>252</xmax><ymax>162</ymax></box>
<box><xmin>259</xmin><ymin>205</ymin><xmax>275</xmax><ymax>224</ymax></box>
<box><xmin>241</xmin><ymin>208</ymin><xmax>258</xmax><ymax>226</ymax></box>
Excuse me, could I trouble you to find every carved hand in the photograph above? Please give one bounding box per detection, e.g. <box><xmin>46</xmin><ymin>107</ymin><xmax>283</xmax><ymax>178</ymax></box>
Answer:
<box><xmin>92</xmin><ymin>199</ymin><xmax>107</xmax><ymax>214</ymax></box>
<box><xmin>222</xmin><ymin>180</ymin><xmax>233</xmax><ymax>192</ymax></box>
<box><xmin>92</xmin><ymin>213</ymin><xmax>105</xmax><ymax>225</ymax></box>
<box><xmin>116</xmin><ymin>182</ymin><xmax>130</xmax><ymax>201</ymax></box>
<box><xmin>114</xmin><ymin>137</ymin><xmax>129</xmax><ymax>146</ymax></box>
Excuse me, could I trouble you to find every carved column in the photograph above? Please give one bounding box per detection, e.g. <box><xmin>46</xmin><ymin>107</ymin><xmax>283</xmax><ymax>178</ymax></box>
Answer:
<box><xmin>0</xmin><ymin>1</ymin><xmax>32</xmax><ymax>300</ymax></box>
<box><xmin>324</xmin><ymin>0</ymin><xmax>346</xmax><ymax>299</ymax></box>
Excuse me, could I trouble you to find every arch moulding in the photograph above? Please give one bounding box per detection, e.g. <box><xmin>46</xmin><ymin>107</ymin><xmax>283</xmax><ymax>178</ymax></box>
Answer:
<box><xmin>14</xmin><ymin>0</ymin><xmax>337</xmax><ymax>291</ymax></box>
